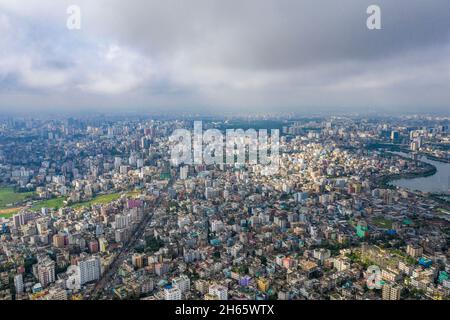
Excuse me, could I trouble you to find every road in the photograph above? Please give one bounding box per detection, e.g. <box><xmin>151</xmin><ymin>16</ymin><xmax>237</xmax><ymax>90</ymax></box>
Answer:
<box><xmin>89</xmin><ymin>198</ymin><xmax>160</xmax><ymax>299</ymax></box>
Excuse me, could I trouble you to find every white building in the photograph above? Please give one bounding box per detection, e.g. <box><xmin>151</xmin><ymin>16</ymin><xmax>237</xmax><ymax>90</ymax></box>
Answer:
<box><xmin>115</xmin><ymin>214</ymin><xmax>130</xmax><ymax>229</ymax></box>
<box><xmin>78</xmin><ymin>256</ymin><xmax>101</xmax><ymax>285</ymax></box>
<box><xmin>180</xmin><ymin>166</ymin><xmax>189</xmax><ymax>180</ymax></box>
<box><xmin>65</xmin><ymin>265</ymin><xmax>81</xmax><ymax>290</ymax></box>
<box><xmin>37</xmin><ymin>259</ymin><xmax>56</xmax><ymax>288</ymax></box>
<box><xmin>333</xmin><ymin>258</ymin><xmax>350</xmax><ymax>272</ymax></box>
<box><xmin>209</xmin><ymin>284</ymin><xmax>228</xmax><ymax>300</ymax></box>
<box><xmin>172</xmin><ymin>275</ymin><xmax>190</xmax><ymax>293</ymax></box>
<box><xmin>14</xmin><ymin>274</ymin><xmax>24</xmax><ymax>294</ymax></box>
<box><xmin>164</xmin><ymin>287</ymin><xmax>182</xmax><ymax>300</ymax></box>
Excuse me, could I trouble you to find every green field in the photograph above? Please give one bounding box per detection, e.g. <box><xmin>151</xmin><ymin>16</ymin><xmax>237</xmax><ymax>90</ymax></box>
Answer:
<box><xmin>32</xmin><ymin>193</ymin><xmax>122</xmax><ymax>211</ymax></box>
<box><xmin>0</xmin><ymin>189</ymin><xmax>124</xmax><ymax>217</ymax></box>
<box><xmin>0</xmin><ymin>187</ymin><xmax>34</xmax><ymax>218</ymax></box>
<box><xmin>70</xmin><ymin>193</ymin><xmax>121</xmax><ymax>209</ymax></box>
<box><xmin>0</xmin><ymin>187</ymin><xmax>33</xmax><ymax>208</ymax></box>
<box><xmin>33</xmin><ymin>197</ymin><xmax>66</xmax><ymax>210</ymax></box>
<box><xmin>372</xmin><ymin>217</ymin><xmax>393</xmax><ymax>229</ymax></box>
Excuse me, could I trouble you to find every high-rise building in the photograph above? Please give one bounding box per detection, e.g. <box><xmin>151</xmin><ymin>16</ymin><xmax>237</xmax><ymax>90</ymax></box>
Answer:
<box><xmin>98</xmin><ymin>237</ymin><xmax>108</xmax><ymax>252</ymax></box>
<box><xmin>155</xmin><ymin>263</ymin><xmax>169</xmax><ymax>276</ymax></box>
<box><xmin>14</xmin><ymin>274</ymin><xmax>24</xmax><ymax>295</ymax></box>
<box><xmin>37</xmin><ymin>259</ymin><xmax>56</xmax><ymax>288</ymax></box>
<box><xmin>180</xmin><ymin>165</ymin><xmax>189</xmax><ymax>180</ymax></box>
<box><xmin>140</xmin><ymin>137</ymin><xmax>149</xmax><ymax>150</ymax></box>
<box><xmin>53</xmin><ymin>234</ymin><xmax>66</xmax><ymax>248</ymax></box>
<box><xmin>114</xmin><ymin>157</ymin><xmax>122</xmax><ymax>169</ymax></box>
<box><xmin>107</xmin><ymin>127</ymin><xmax>114</xmax><ymax>138</ymax></box>
<box><xmin>132</xmin><ymin>253</ymin><xmax>145</xmax><ymax>269</ymax></box>
<box><xmin>78</xmin><ymin>256</ymin><xmax>101</xmax><ymax>285</ymax></box>
<box><xmin>115</xmin><ymin>214</ymin><xmax>130</xmax><ymax>229</ymax></box>
<box><xmin>390</xmin><ymin>130</ymin><xmax>400</xmax><ymax>142</ymax></box>
<box><xmin>406</xmin><ymin>244</ymin><xmax>423</xmax><ymax>258</ymax></box>
<box><xmin>382</xmin><ymin>283</ymin><xmax>402</xmax><ymax>300</ymax></box>
<box><xmin>13</xmin><ymin>212</ymin><xmax>34</xmax><ymax>229</ymax></box>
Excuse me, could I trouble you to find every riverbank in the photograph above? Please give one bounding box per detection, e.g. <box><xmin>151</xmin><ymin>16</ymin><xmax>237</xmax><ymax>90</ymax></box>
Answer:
<box><xmin>367</xmin><ymin>142</ymin><xmax>450</xmax><ymax>164</ymax></box>
<box><xmin>425</xmin><ymin>154</ymin><xmax>450</xmax><ymax>164</ymax></box>
<box><xmin>375</xmin><ymin>151</ymin><xmax>437</xmax><ymax>189</ymax></box>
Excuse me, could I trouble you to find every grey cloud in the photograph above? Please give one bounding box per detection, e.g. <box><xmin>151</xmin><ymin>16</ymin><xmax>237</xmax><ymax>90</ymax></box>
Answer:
<box><xmin>88</xmin><ymin>0</ymin><xmax>450</xmax><ymax>69</ymax></box>
<box><xmin>0</xmin><ymin>0</ymin><xmax>449</xmax><ymax>113</ymax></box>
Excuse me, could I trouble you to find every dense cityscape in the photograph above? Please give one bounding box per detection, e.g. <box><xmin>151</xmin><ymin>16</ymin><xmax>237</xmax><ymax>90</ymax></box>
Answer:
<box><xmin>0</xmin><ymin>114</ymin><xmax>448</xmax><ymax>301</ymax></box>
<box><xmin>1</xmin><ymin>1</ymin><xmax>450</xmax><ymax>310</ymax></box>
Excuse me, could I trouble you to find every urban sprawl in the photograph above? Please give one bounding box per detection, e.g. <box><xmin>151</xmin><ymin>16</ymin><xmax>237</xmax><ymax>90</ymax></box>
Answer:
<box><xmin>0</xmin><ymin>115</ymin><xmax>449</xmax><ymax>301</ymax></box>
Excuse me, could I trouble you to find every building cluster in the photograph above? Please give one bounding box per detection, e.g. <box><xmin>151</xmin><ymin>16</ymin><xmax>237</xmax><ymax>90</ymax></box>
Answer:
<box><xmin>0</xmin><ymin>115</ymin><xmax>448</xmax><ymax>300</ymax></box>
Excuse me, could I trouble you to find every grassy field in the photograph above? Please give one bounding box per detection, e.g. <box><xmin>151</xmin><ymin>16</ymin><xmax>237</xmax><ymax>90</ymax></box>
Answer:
<box><xmin>70</xmin><ymin>193</ymin><xmax>121</xmax><ymax>209</ymax></box>
<box><xmin>0</xmin><ymin>189</ymin><xmax>124</xmax><ymax>217</ymax></box>
<box><xmin>0</xmin><ymin>187</ymin><xmax>33</xmax><ymax>208</ymax></box>
<box><xmin>0</xmin><ymin>187</ymin><xmax>34</xmax><ymax>218</ymax></box>
<box><xmin>372</xmin><ymin>217</ymin><xmax>393</xmax><ymax>229</ymax></box>
<box><xmin>33</xmin><ymin>197</ymin><xmax>66</xmax><ymax>210</ymax></box>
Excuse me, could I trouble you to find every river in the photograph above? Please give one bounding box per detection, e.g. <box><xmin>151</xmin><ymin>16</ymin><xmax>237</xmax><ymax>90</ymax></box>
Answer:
<box><xmin>389</xmin><ymin>152</ymin><xmax>450</xmax><ymax>194</ymax></box>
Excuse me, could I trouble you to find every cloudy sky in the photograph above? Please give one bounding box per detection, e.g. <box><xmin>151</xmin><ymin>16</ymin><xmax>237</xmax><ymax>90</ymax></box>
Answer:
<box><xmin>0</xmin><ymin>0</ymin><xmax>449</xmax><ymax>115</ymax></box>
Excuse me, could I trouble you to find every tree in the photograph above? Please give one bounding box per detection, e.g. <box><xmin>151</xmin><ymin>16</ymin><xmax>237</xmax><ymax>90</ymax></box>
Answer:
<box><xmin>260</xmin><ymin>256</ymin><xmax>267</xmax><ymax>266</ymax></box>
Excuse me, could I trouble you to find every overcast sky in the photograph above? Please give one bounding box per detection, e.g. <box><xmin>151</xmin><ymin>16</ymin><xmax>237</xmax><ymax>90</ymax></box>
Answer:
<box><xmin>0</xmin><ymin>0</ymin><xmax>449</xmax><ymax>115</ymax></box>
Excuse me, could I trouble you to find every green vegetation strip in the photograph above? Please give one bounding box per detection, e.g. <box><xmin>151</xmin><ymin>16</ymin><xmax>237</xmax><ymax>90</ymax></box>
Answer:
<box><xmin>1</xmin><ymin>189</ymin><xmax>126</xmax><ymax>217</ymax></box>
<box><xmin>0</xmin><ymin>187</ymin><xmax>33</xmax><ymax>208</ymax></box>
<box><xmin>70</xmin><ymin>193</ymin><xmax>121</xmax><ymax>209</ymax></box>
<box><xmin>0</xmin><ymin>187</ymin><xmax>34</xmax><ymax>218</ymax></box>
<box><xmin>32</xmin><ymin>197</ymin><xmax>66</xmax><ymax>210</ymax></box>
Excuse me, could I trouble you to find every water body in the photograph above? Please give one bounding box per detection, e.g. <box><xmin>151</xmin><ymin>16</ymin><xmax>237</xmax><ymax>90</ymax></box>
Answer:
<box><xmin>390</xmin><ymin>152</ymin><xmax>450</xmax><ymax>194</ymax></box>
